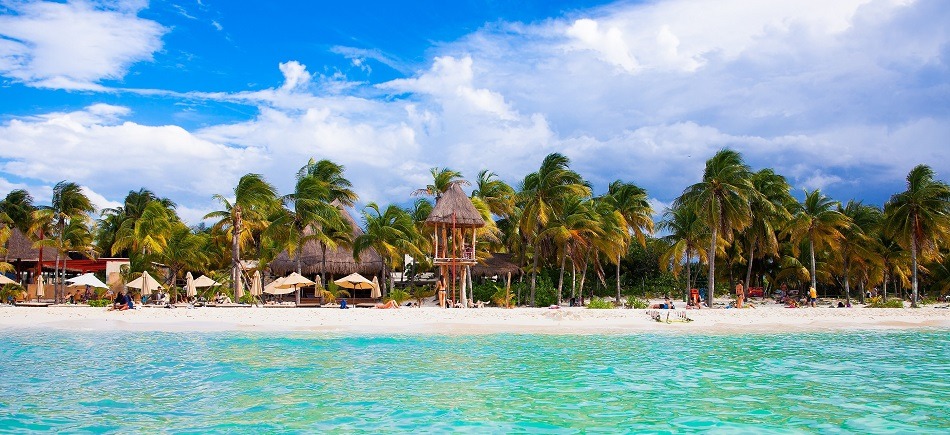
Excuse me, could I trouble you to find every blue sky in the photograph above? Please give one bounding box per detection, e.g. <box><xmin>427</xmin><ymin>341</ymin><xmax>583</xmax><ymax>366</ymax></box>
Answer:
<box><xmin>1</xmin><ymin>0</ymin><xmax>948</xmax><ymax>224</ymax></box>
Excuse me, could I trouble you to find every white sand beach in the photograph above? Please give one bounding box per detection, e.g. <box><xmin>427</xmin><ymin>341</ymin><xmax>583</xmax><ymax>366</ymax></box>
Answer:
<box><xmin>1</xmin><ymin>302</ymin><xmax>947</xmax><ymax>334</ymax></box>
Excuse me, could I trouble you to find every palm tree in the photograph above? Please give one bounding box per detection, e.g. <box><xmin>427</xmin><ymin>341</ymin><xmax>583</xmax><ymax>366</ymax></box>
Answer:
<box><xmin>675</xmin><ymin>149</ymin><xmax>753</xmax><ymax>307</ymax></box>
<box><xmin>205</xmin><ymin>174</ymin><xmax>279</xmax><ymax>300</ymax></box>
<box><xmin>869</xmin><ymin>232</ymin><xmax>909</xmax><ymax>301</ymax></box>
<box><xmin>353</xmin><ymin>203</ymin><xmax>423</xmax><ymax>296</ymax></box>
<box><xmin>603</xmin><ymin>180</ymin><xmax>654</xmax><ymax>303</ymax></box>
<box><xmin>32</xmin><ymin>181</ymin><xmax>94</xmax><ymax>303</ymax></box>
<box><xmin>472</xmin><ymin>170</ymin><xmax>515</xmax><ymax>218</ymax></box>
<box><xmin>97</xmin><ymin>189</ymin><xmax>176</xmax><ymax>257</ymax></box>
<box><xmin>659</xmin><ymin>204</ymin><xmax>709</xmax><ymax>300</ymax></box>
<box><xmin>538</xmin><ymin>195</ymin><xmax>600</xmax><ymax>304</ymax></box>
<box><xmin>883</xmin><ymin>165</ymin><xmax>950</xmax><ymax>307</ymax></box>
<box><xmin>160</xmin><ymin>224</ymin><xmax>210</xmax><ymax>299</ymax></box>
<box><xmin>741</xmin><ymin>169</ymin><xmax>793</xmax><ymax>295</ymax></box>
<box><xmin>519</xmin><ymin>153</ymin><xmax>591</xmax><ymax>306</ymax></box>
<box><xmin>298</xmin><ymin>159</ymin><xmax>358</xmax><ymax>283</ymax></box>
<box><xmin>296</xmin><ymin>158</ymin><xmax>358</xmax><ymax>207</ymax></box>
<box><xmin>783</xmin><ymin>189</ymin><xmax>850</xmax><ymax>296</ymax></box>
<box><xmin>1</xmin><ymin>189</ymin><xmax>35</xmax><ymax>233</ymax></box>
<box><xmin>413</xmin><ymin>167</ymin><xmax>467</xmax><ymax>199</ymax></box>
<box><xmin>836</xmin><ymin>201</ymin><xmax>882</xmax><ymax>304</ymax></box>
<box><xmin>111</xmin><ymin>200</ymin><xmax>176</xmax><ymax>258</ymax></box>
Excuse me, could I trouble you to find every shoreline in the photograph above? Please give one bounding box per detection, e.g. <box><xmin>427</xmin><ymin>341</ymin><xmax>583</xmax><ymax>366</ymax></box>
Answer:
<box><xmin>0</xmin><ymin>305</ymin><xmax>947</xmax><ymax>335</ymax></box>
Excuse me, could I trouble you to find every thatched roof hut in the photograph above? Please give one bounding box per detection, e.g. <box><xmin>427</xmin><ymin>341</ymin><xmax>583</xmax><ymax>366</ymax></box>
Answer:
<box><xmin>425</xmin><ymin>183</ymin><xmax>485</xmax><ymax>228</ymax></box>
<box><xmin>3</xmin><ymin>228</ymin><xmax>57</xmax><ymax>262</ymax></box>
<box><xmin>472</xmin><ymin>252</ymin><xmax>522</xmax><ymax>277</ymax></box>
<box><xmin>269</xmin><ymin>205</ymin><xmax>383</xmax><ymax>277</ymax></box>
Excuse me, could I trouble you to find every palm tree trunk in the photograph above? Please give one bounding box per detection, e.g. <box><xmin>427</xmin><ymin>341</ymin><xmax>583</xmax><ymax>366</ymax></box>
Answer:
<box><xmin>571</xmin><ymin>262</ymin><xmax>576</xmax><ymax>300</ymax></box>
<box><xmin>911</xmin><ymin>236</ymin><xmax>918</xmax><ymax>308</ymax></box>
<box><xmin>809</xmin><ymin>238</ymin><xmax>817</xmax><ymax>295</ymax></box>
<box><xmin>53</xmin><ymin>251</ymin><xmax>60</xmax><ymax>303</ymax></box>
<box><xmin>707</xmin><ymin>224</ymin><xmax>717</xmax><ymax>308</ymax></box>
<box><xmin>843</xmin><ymin>258</ymin><xmax>850</xmax><ymax>305</ymax></box>
<box><xmin>858</xmin><ymin>280</ymin><xmax>865</xmax><ymax>304</ymax></box>
<box><xmin>579</xmin><ymin>261</ymin><xmax>588</xmax><ymax>305</ymax></box>
<box><xmin>686</xmin><ymin>251</ymin><xmax>692</xmax><ymax>302</ymax></box>
<box><xmin>745</xmin><ymin>244</ymin><xmax>755</xmax><ymax>300</ymax></box>
<box><xmin>615</xmin><ymin>253</ymin><xmax>621</xmax><ymax>304</ymax></box>
<box><xmin>529</xmin><ymin>244</ymin><xmax>539</xmax><ymax>307</ymax></box>
<box><xmin>231</xmin><ymin>227</ymin><xmax>241</xmax><ymax>302</ymax></box>
<box><xmin>320</xmin><ymin>243</ymin><xmax>328</xmax><ymax>284</ymax></box>
<box><xmin>557</xmin><ymin>250</ymin><xmax>566</xmax><ymax>305</ymax></box>
<box><xmin>883</xmin><ymin>270</ymin><xmax>888</xmax><ymax>300</ymax></box>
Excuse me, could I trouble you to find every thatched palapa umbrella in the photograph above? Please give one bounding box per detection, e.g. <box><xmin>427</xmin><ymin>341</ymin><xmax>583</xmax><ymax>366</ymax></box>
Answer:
<box><xmin>270</xmin><ymin>204</ymin><xmax>383</xmax><ymax>282</ymax></box>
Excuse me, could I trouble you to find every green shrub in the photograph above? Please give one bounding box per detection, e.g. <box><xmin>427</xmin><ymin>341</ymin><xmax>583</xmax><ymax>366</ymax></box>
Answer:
<box><xmin>387</xmin><ymin>289</ymin><xmax>411</xmax><ymax>305</ymax></box>
<box><xmin>1</xmin><ymin>283</ymin><xmax>25</xmax><ymax>303</ymax></box>
<box><xmin>587</xmin><ymin>298</ymin><xmax>615</xmax><ymax>309</ymax></box>
<box><xmin>866</xmin><ymin>296</ymin><xmax>904</xmax><ymax>308</ymax></box>
<box><xmin>88</xmin><ymin>299</ymin><xmax>110</xmax><ymax>307</ymax></box>
<box><xmin>626</xmin><ymin>296</ymin><xmax>648</xmax><ymax>309</ymax></box>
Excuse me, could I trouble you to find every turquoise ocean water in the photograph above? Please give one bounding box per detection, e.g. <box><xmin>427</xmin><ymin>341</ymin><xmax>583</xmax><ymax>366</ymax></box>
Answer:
<box><xmin>0</xmin><ymin>330</ymin><xmax>947</xmax><ymax>434</ymax></box>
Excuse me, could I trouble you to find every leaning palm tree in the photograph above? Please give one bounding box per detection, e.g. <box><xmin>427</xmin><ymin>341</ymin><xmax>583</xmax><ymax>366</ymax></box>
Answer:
<box><xmin>783</xmin><ymin>189</ymin><xmax>850</xmax><ymax>296</ymax></box>
<box><xmin>659</xmin><ymin>204</ymin><xmax>709</xmax><ymax>300</ymax></box>
<box><xmin>882</xmin><ymin>165</ymin><xmax>950</xmax><ymax>307</ymax></box>
<box><xmin>519</xmin><ymin>153</ymin><xmax>591</xmax><ymax>306</ymax></box>
<box><xmin>32</xmin><ymin>181</ymin><xmax>95</xmax><ymax>303</ymax></box>
<box><xmin>740</xmin><ymin>169</ymin><xmax>794</xmax><ymax>295</ymax></box>
<box><xmin>836</xmin><ymin>201</ymin><xmax>882</xmax><ymax>304</ymax></box>
<box><xmin>472</xmin><ymin>170</ymin><xmax>516</xmax><ymax>218</ymax></box>
<box><xmin>603</xmin><ymin>180</ymin><xmax>654</xmax><ymax>303</ymax></box>
<box><xmin>353</xmin><ymin>203</ymin><xmax>424</xmax><ymax>297</ymax></box>
<box><xmin>205</xmin><ymin>174</ymin><xmax>279</xmax><ymax>300</ymax></box>
<box><xmin>538</xmin><ymin>195</ymin><xmax>600</xmax><ymax>304</ymax></box>
<box><xmin>675</xmin><ymin>149</ymin><xmax>753</xmax><ymax>307</ymax></box>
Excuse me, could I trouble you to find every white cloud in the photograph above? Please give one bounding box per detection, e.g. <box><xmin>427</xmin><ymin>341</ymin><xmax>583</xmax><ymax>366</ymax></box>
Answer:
<box><xmin>278</xmin><ymin>60</ymin><xmax>312</xmax><ymax>91</ymax></box>
<box><xmin>566</xmin><ymin>18</ymin><xmax>639</xmax><ymax>72</ymax></box>
<box><xmin>0</xmin><ymin>1</ymin><xmax>166</xmax><ymax>89</ymax></box>
<box><xmin>81</xmin><ymin>185</ymin><xmax>121</xmax><ymax>212</ymax></box>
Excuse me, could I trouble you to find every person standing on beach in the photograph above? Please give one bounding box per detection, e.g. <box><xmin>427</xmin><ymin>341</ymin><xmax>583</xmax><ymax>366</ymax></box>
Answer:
<box><xmin>437</xmin><ymin>279</ymin><xmax>446</xmax><ymax>308</ymax></box>
<box><xmin>735</xmin><ymin>280</ymin><xmax>744</xmax><ymax>308</ymax></box>
<box><xmin>809</xmin><ymin>286</ymin><xmax>818</xmax><ymax>307</ymax></box>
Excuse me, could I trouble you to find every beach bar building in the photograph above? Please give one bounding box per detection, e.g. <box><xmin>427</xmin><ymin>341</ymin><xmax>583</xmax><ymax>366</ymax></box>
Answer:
<box><xmin>425</xmin><ymin>183</ymin><xmax>485</xmax><ymax>308</ymax></box>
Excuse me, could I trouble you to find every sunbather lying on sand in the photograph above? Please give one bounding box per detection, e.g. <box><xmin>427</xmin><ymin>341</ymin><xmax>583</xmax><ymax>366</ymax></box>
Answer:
<box><xmin>376</xmin><ymin>300</ymin><xmax>399</xmax><ymax>309</ymax></box>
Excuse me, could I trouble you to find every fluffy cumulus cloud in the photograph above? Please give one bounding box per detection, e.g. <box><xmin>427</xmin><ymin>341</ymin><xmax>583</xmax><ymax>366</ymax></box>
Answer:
<box><xmin>0</xmin><ymin>0</ymin><xmax>165</xmax><ymax>89</ymax></box>
<box><xmin>1</xmin><ymin>0</ymin><xmax>949</xmax><ymax>221</ymax></box>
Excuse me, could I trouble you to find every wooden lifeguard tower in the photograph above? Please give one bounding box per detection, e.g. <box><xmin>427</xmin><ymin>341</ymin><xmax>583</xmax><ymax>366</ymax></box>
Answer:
<box><xmin>424</xmin><ymin>183</ymin><xmax>485</xmax><ymax>308</ymax></box>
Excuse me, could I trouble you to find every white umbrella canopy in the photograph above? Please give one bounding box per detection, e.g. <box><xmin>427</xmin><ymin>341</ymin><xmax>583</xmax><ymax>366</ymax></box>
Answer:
<box><xmin>185</xmin><ymin>272</ymin><xmax>197</xmax><ymax>298</ymax></box>
<box><xmin>126</xmin><ymin>271</ymin><xmax>164</xmax><ymax>293</ymax></box>
<box><xmin>279</xmin><ymin>272</ymin><xmax>315</xmax><ymax>288</ymax></box>
<box><xmin>193</xmin><ymin>275</ymin><xmax>220</xmax><ymax>288</ymax></box>
<box><xmin>334</xmin><ymin>272</ymin><xmax>374</xmax><ymax>290</ymax></box>
<box><xmin>65</xmin><ymin>273</ymin><xmax>108</xmax><ymax>289</ymax></box>
<box><xmin>0</xmin><ymin>274</ymin><xmax>15</xmax><ymax>285</ymax></box>
<box><xmin>264</xmin><ymin>277</ymin><xmax>294</xmax><ymax>295</ymax></box>
<box><xmin>250</xmin><ymin>270</ymin><xmax>262</xmax><ymax>296</ymax></box>
<box><xmin>371</xmin><ymin>276</ymin><xmax>381</xmax><ymax>299</ymax></box>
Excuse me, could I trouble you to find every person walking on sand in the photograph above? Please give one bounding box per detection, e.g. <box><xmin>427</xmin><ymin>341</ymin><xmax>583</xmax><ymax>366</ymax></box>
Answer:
<box><xmin>735</xmin><ymin>280</ymin><xmax>744</xmax><ymax>309</ymax></box>
<box><xmin>437</xmin><ymin>279</ymin><xmax>447</xmax><ymax>309</ymax></box>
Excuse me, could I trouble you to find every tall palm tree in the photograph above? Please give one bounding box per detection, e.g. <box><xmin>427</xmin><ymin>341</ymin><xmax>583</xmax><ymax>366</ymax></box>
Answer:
<box><xmin>413</xmin><ymin>167</ymin><xmax>468</xmax><ymax>199</ymax></box>
<box><xmin>836</xmin><ymin>201</ymin><xmax>882</xmax><ymax>304</ymax></box>
<box><xmin>353</xmin><ymin>203</ymin><xmax>423</xmax><ymax>296</ymax></box>
<box><xmin>519</xmin><ymin>153</ymin><xmax>591</xmax><ymax>306</ymax></box>
<box><xmin>783</xmin><ymin>189</ymin><xmax>850</xmax><ymax>295</ymax></box>
<box><xmin>741</xmin><ymin>169</ymin><xmax>793</xmax><ymax>294</ymax></box>
<box><xmin>205</xmin><ymin>174</ymin><xmax>279</xmax><ymax>300</ymax></box>
<box><xmin>869</xmin><ymin>232</ymin><xmax>909</xmax><ymax>300</ymax></box>
<box><xmin>111</xmin><ymin>200</ymin><xmax>176</xmax><ymax>258</ymax></box>
<box><xmin>160</xmin><ymin>224</ymin><xmax>210</xmax><ymax>295</ymax></box>
<box><xmin>97</xmin><ymin>189</ymin><xmax>176</xmax><ymax>257</ymax></box>
<box><xmin>472</xmin><ymin>170</ymin><xmax>515</xmax><ymax>218</ymax></box>
<box><xmin>883</xmin><ymin>165</ymin><xmax>950</xmax><ymax>307</ymax></box>
<box><xmin>298</xmin><ymin>159</ymin><xmax>358</xmax><ymax>283</ymax></box>
<box><xmin>659</xmin><ymin>204</ymin><xmax>709</xmax><ymax>300</ymax></box>
<box><xmin>32</xmin><ymin>181</ymin><xmax>94</xmax><ymax>303</ymax></box>
<box><xmin>296</xmin><ymin>158</ymin><xmax>359</xmax><ymax>207</ymax></box>
<box><xmin>675</xmin><ymin>149</ymin><xmax>753</xmax><ymax>307</ymax></box>
<box><xmin>1</xmin><ymin>189</ymin><xmax>35</xmax><ymax>233</ymax></box>
<box><xmin>538</xmin><ymin>195</ymin><xmax>600</xmax><ymax>304</ymax></box>
<box><xmin>603</xmin><ymin>180</ymin><xmax>654</xmax><ymax>303</ymax></box>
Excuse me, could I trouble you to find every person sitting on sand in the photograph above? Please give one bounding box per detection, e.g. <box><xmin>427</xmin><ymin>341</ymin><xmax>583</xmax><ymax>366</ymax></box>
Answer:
<box><xmin>650</xmin><ymin>297</ymin><xmax>674</xmax><ymax>310</ymax></box>
<box><xmin>110</xmin><ymin>291</ymin><xmax>129</xmax><ymax>311</ymax></box>
<box><xmin>376</xmin><ymin>300</ymin><xmax>399</xmax><ymax>309</ymax></box>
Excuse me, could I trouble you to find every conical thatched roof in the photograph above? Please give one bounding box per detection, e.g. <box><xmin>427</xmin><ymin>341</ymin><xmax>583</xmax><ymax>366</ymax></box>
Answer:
<box><xmin>3</xmin><ymin>228</ymin><xmax>57</xmax><ymax>262</ymax></box>
<box><xmin>425</xmin><ymin>183</ymin><xmax>485</xmax><ymax>228</ymax></box>
<box><xmin>472</xmin><ymin>252</ymin><xmax>522</xmax><ymax>276</ymax></box>
<box><xmin>269</xmin><ymin>205</ymin><xmax>383</xmax><ymax>276</ymax></box>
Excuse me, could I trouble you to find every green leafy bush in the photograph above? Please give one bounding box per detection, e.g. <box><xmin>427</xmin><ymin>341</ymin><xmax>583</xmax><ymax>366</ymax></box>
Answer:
<box><xmin>587</xmin><ymin>298</ymin><xmax>615</xmax><ymax>309</ymax></box>
<box><xmin>1</xmin><ymin>283</ymin><xmax>25</xmax><ymax>303</ymax></box>
<box><xmin>87</xmin><ymin>299</ymin><xmax>110</xmax><ymax>307</ymax></box>
<box><xmin>866</xmin><ymin>296</ymin><xmax>904</xmax><ymax>308</ymax></box>
<box><xmin>626</xmin><ymin>296</ymin><xmax>648</xmax><ymax>309</ymax></box>
<box><xmin>387</xmin><ymin>289</ymin><xmax>411</xmax><ymax>305</ymax></box>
